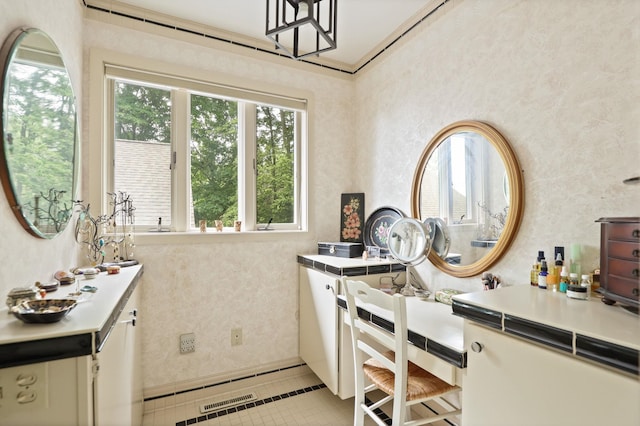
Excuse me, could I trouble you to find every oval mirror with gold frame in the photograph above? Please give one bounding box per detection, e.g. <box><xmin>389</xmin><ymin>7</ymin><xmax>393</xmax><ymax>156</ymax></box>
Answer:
<box><xmin>0</xmin><ymin>28</ymin><xmax>78</xmax><ymax>238</ymax></box>
<box><xmin>411</xmin><ymin>120</ymin><xmax>524</xmax><ymax>277</ymax></box>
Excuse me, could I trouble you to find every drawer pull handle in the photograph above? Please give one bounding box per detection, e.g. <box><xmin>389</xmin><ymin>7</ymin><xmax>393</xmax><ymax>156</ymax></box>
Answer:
<box><xmin>633</xmin><ymin>288</ymin><xmax>639</xmax><ymax>296</ymax></box>
<box><xmin>633</xmin><ymin>269</ymin><xmax>639</xmax><ymax>278</ymax></box>
<box><xmin>633</xmin><ymin>249</ymin><xmax>640</xmax><ymax>258</ymax></box>
<box><xmin>471</xmin><ymin>341</ymin><xmax>484</xmax><ymax>353</ymax></box>
<box><xmin>633</xmin><ymin>229</ymin><xmax>640</xmax><ymax>238</ymax></box>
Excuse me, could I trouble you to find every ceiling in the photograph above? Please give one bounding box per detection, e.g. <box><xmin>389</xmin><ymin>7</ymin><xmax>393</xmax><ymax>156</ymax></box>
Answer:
<box><xmin>84</xmin><ymin>0</ymin><xmax>445</xmax><ymax>71</ymax></box>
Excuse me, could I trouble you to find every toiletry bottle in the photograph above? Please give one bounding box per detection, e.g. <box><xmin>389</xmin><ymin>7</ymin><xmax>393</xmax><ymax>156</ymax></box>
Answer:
<box><xmin>580</xmin><ymin>274</ymin><xmax>592</xmax><ymax>300</ymax></box>
<box><xmin>569</xmin><ymin>244</ymin><xmax>582</xmax><ymax>280</ymax></box>
<box><xmin>569</xmin><ymin>272</ymin><xmax>579</xmax><ymax>287</ymax></box>
<box><xmin>538</xmin><ymin>260</ymin><xmax>548</xmax><ymax>289</ymax></box>
<box><xmin>531</xmin><ymin>251</ymin><xmax>544</xmax><ymax>286</ymax></box>
<box><xmin>559</xmin><ymin>266</ymin><xmax>569</xmax><ymax>293</ymax></box>
<box><xmin>548</xmin><ymin>253</ymin><xmax>562</xmax><ymax>291</ymax></box>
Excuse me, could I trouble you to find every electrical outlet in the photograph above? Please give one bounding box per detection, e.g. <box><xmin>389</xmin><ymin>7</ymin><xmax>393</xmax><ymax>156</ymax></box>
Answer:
<box><xmin>231</xmin><ymin>328</ymin><xmax>243</xmax><ymax>346</ymax></box>
<box><xmin>180</xmin><ymin>333</ymin><xmax>196</xmax><ymax>353</ymax></box>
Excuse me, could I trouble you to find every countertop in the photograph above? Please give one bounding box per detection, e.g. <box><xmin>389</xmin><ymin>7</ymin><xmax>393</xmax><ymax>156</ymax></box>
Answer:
<box><xmin>0</xmin><ymin>264</ymin><xmax>143</xmax><ymax>368</ymax></box>
<box><xmin>297</xmin><ymin>254</ymin><xmax>405</xmax><ymax>277</ymax></box>
<box><xmin>452</xmin><ymin>285</ymin><xmax>640</xmax><ymax>375</ymax></box>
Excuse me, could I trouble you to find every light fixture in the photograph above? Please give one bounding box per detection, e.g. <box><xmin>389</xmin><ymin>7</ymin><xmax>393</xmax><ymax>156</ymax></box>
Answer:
<box><xmin>266</xmin><ymin>0</ymin><xmax>337</xmax><ymax>59</ymax></box>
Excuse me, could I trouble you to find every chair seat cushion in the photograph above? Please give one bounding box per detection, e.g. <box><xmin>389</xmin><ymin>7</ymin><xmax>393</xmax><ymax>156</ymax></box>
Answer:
<box><xmin>363</xmin><ymin>350</ymin><xmax>457</xmax><ymax>401</ymax></box>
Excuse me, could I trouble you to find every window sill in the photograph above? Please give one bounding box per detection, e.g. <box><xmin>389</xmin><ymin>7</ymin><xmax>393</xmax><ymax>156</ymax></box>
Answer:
<box><xmin>132</xmin><ymin>229</ymin><xmax>309</xmax><ymax>245</ymax></box>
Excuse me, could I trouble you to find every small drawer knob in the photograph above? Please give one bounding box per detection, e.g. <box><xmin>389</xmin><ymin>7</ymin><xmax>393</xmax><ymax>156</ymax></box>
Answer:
<box><xmin>471</xmin><ymin>341</ymin><xmax>484</xmax><ymax>353</ymax></box>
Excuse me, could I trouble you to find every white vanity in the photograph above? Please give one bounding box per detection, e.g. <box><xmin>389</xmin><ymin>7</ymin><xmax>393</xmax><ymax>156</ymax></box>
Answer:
<box><xmin>453</xmin><ymin>286</ymin><xmax>640</xmax><ymax>426</ymax></box>
<box><xmin>298</xmin><ymin>254</ymin><xmax>465</xmax><ymax>399</ymax></box>
<box><xmin>0</xmin><ymin>265</ymin><xmax>143</xmax><ymax>426</ymax></box>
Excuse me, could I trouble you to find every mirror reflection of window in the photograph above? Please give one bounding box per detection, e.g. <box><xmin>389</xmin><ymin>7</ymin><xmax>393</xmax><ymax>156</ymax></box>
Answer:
<box><xmin>1</xmin><ymin>28</ymin><xmax>77</xmax><ymax>237</ymax></box>
<box><xmin>423</xmin><ymin>133</ymin><xmax>484</xmax><ymax>226</ymax></box>
<box><xmin>411</xmin><ymin>121</ymin><xmax>524</xmax><ymax>276</ymax></box>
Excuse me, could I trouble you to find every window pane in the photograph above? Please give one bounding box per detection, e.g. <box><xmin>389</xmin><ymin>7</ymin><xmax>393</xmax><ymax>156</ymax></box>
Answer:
<box><xmin>190</xmin><ymin>94</ymin><xmax>238</xmax><ymax>227</ymax></box>
<box><xmin>113</xmin><ymin>81</ymin><xmax>171</xmax><ymax>227</ymax></box>
<box><xmin>256</xmin><ymin>106</ymin><xmax>295</xmax><ymax>224</ymax></box>
<box><xmin>450</xmin><ymin>135</ymin><xmax>468</xmax><ymax>222</ymax></box>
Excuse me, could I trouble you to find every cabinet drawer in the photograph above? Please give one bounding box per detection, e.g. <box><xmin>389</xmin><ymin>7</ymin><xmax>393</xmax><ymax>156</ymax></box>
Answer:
<box><xmin>607</xmin><ymin>222</ymin><xmax>640</xmax><ymax>242</ymax></box>
<box><xmin>608</xmin><ymin>258</ymin><xmax>640</xmax><ymax>281</ymax></box>
<box><xmin>608</xmin><ymin>241</ymin><xmax>640</xmax><ymax>261</ymax></box>
<box><xmin>605</xmin><ymin>275</ymin><xmax>640</xmax><ymax>301</ymax></box>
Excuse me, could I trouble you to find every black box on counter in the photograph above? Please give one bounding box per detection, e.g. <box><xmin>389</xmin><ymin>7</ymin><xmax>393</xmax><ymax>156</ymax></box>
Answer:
<box><xmin>318</xmin><ymin>242</ymin><xmax>364</xmax><ymax>258</ymax></box>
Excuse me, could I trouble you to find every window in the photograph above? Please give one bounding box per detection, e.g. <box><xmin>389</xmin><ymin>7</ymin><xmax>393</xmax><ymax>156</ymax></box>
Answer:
<box><xmin>103</xmin><ymin>64</ymin><xmax>307</xmax><ymax>232</ymax></box>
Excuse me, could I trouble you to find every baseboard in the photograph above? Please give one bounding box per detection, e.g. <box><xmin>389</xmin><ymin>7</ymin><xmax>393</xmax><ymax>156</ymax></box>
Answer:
<box><xmin>143</xmin><ymin>357</ymin><xmax>306</xmax><ymax>402</ymax></box>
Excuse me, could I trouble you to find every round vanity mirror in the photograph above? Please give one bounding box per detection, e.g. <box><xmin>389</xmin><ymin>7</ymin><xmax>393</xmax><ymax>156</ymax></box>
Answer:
<box><xmin>411</xmin><ymin>121</ymin><xmax>524</xmax><ymax>277</ymax></box>
<box><xmin>387</xmin><ymin>218</ymin><xmax>432</xmax><ymax>266</ymax></box>
<box><xmin>0</xmin><ymin>28</ymin><xmax>78</xmax><ymax>238</ymax></box>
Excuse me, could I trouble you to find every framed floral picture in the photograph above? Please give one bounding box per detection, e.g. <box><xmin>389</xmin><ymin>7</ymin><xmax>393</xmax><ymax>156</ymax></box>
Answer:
<box><xmin>340</xmin><ymin>193</ymin><xmax>364</xmax><ymax>242</ymax></box>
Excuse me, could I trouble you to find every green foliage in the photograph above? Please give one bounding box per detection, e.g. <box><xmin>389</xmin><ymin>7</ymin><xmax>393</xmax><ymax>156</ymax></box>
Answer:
<box><xmin>5</xmin><ymin>63</ymin><xmax>76</xmax><ymax>229</ymax></box>
<box><xmin>114</xmin><ymin>82</ymin><xmax>171</xmax><ymax>142</ymax></box>
<box><xmin>256</xmin><ymin>106</ymin><xmax>294</xmax><ymax>224</ymax></box>
<box><xmin>190</xmin><ymin>94</ymin><xmax>238</xmax><ymax>224</ymax></box>
<box><xmin>112</xmin><ymin>81</ymin><xmax>296</xmax><ymax>228</ymax></box>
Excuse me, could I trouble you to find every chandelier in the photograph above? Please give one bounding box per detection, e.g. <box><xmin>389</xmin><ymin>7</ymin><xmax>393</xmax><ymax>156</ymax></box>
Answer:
<box><xmin>266</xmin><ymin>0</ymin><xmax>337</xmax><ymax>59</ymax></box>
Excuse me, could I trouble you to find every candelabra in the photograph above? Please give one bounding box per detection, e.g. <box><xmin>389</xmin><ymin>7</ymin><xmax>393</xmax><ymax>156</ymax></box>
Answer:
<box><xmin>74</xmin><ymin>192</ymin><xmax>136</xmax><ymax>266</ymax></box>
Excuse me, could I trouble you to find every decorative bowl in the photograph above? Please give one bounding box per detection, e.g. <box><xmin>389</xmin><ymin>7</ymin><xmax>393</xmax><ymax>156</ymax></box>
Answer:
<box><xmin>413</xmin><ymin>289</ymin><xmax>432</xmax><ymax>300</ymax></box>
<box><xmin>36</xmin><ymin>281</ymin><xmax>59</xmax><ymax>292</ymax></box>
<box><xmin>11</xmin><ymin>299</ymin><xmax>77</xmax><ymax>323</ymax></box>
<box><xmin>54</xmin><ymin>270</ymin><xmax>76</xmax><ymax>286</ymax></box>
<box><xmin>82</xmin><ymin>268</ymin><xmax>100</xmax><ymax>279</ymax></box>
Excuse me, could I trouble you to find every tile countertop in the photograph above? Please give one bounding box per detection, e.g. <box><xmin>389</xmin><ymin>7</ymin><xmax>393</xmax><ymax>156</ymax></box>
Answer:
<box><xmin>452</xmin><ymin>285</ymin><xmax>640</xmax><ymax>375</ymax></box>
<box><xmin>297</xmin><ymin>254</ymin><xmax>405</xmax><ymax>276</ymax></box>
<box><xmin>304</xmin><ymin>254</ymin><xmax>466</xmax><ymax>368</ymax></box>
<box><xmin>0</xmin><ymin>264</ymin><xmax>143</xmax><ymax>368</ymax></box>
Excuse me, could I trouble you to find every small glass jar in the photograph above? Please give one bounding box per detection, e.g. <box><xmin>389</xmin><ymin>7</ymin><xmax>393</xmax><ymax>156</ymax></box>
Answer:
<box><xmin>569</xmin><ymin>272</ymin><xmax>579</xmax><ymax>286</ymax></box>
<box><xmin>580</xmin><ymin>274</ymin><xmax>592</xmax><ymax>300</ymax></box>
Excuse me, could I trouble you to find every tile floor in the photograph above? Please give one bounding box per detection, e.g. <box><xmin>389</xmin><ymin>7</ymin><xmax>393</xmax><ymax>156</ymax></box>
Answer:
<box><xmin>142</xmin><ymin>365</ymin><xmax>458</xmax><ymax>426</ymax></box>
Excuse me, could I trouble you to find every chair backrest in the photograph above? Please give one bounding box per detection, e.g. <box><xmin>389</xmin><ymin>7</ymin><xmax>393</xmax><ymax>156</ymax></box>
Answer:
<box><xmin>343</xmin><ymin>278</ymin><xmax>409</xmax><ymax>400</ymax></box>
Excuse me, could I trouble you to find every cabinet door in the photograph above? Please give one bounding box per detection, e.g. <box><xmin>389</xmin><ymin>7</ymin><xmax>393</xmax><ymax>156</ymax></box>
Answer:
<box><xmin>94</xmin><ymin>285</ymin><xmax>142</xmax><ymax>426</ymax></box>
<box><xmin>463</xmin><ymin>322</ymin><xmax>640</xmax><ymax>426</ymax></box>
<box><xmin>299</xmin><ymin>268</ymin><xmax>339</xmax><ymax>394</ymax></box>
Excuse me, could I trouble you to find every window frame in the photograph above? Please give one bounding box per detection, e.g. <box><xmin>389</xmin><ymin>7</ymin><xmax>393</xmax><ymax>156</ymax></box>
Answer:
<box><xmin>88</xmin><ymin>49</ymin><xmax>309</xmax><ymax>236</ymax></box>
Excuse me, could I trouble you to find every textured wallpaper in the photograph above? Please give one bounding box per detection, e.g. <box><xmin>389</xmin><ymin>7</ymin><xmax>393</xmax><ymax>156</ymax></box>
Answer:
<box><xmin>81</xmin><ymin>18</ymin><xmax>355</xmax><ymax>391</ymax></box>
<box><xmin>354</xmin><ymin>0</ymin><xmax>639</xmax><ymax>294</ymax></box>
<box><xmin>0</xmin><ymin>1</ymin><xmax>83</xmax><ymax>300</ymax></box>
<box><xmin>1</xmin><ymin>0</ymin><xmax>636</xmax><ymax>397</ymax></box>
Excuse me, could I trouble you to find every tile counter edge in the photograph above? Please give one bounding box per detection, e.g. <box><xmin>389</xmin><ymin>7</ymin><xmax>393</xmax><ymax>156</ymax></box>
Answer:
<box><xmin>0</xmin><ymin>265</ymin><xmax>143</xmax><ymax>369</ymax></box>
<box><xmin>452</xmin><ymin>292</ymin><xmax>639</xmax><ymax>376</ymax></box>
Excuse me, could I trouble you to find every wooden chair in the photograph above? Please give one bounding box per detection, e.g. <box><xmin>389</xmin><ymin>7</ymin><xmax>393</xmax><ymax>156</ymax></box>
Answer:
<box><xmin>343</xmin><ymin>278</ymin><xmax>462</xmax><ymax>426</ymax></box>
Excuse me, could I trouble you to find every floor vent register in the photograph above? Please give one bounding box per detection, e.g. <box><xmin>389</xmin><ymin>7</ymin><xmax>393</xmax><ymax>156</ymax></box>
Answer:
<box><xmin>199</xmin><ymin>392</ymin><xmax>258</xmax><ymax>414</ymax></box>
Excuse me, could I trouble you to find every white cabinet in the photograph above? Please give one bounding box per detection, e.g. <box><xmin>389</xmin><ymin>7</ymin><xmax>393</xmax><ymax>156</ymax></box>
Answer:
<box><xmin>0</xmin><ymin>266</ymin><xmax>143</xmax><ymax>426</ymax></box>
<box><xmin>299</xmin><ymin>258</ymin><xmax>403</xmax><ymax>399</ymax></box>
<box><xmin>94</xmin><ymin>284</ymin><xmax>142</xmax><ymax>426</ymax></box>
<box><xmin>463</xmin><ymin>321</ymin><xmax>640</xmax><ymax>426</ymax></box>
<box><xmin>299</xmin><ymin>267</ymin><xmax>340</xmax><ymax>395</ymax></box>
<box><xmin>0</xmin><ymin>356</ymin><xmax>93</xmax><ymax>426</ymax></box>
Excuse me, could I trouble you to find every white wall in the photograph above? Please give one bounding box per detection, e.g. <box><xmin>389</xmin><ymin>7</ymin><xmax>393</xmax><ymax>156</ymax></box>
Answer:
<box><xmin>0</xmin><ymin>2</ymin><xmax>83</xmax><ymax>298</ymax></box>
<box><xmin>354</xmin><ymin>0</ymin><xmax>639</xmax><ymax>293</ymax></box>
<box><xmin>81</xmin><ymin>17</ymin><xmax>356</xmax><ymax>392</ymax></box>
<box><xmin>2</xmin><ymin>0</ymin><xmax>637</xmax><ymax>400</ymax></box>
